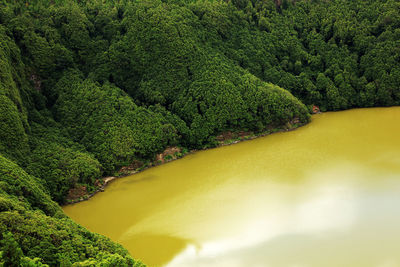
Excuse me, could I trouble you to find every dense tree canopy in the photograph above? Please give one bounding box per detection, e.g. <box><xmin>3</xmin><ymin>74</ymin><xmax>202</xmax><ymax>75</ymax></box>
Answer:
<box><xmin>0</xmin><ymin>0</ymin><xmax>399</xmax><ymax>265</ymax></box>
<box><xmin>0</xmin><ymin>155</ymin><xmax>140</xmax><ymax>266</ymax></box>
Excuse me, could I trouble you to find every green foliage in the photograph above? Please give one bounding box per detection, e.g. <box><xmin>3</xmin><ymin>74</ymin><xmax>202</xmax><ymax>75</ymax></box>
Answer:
<box><xmin>0</xmin><ymin>95</ymin><xmax>30</xmax><ymax>163</ymax></box>
<box><xmin>0</xmin><ymin>26</ymin><xmax>31</xmax><ymax>164</ymax></box>
<box><xmin>20</xmin><ymin>257</ymin><xmax>49</xmax><ymax>267</ymax></box>
<box><xmin>0</xmin><ymin>0</ymin><xmax>399</xmax><ymax>265</ymax></box>
<box><xmin>54</xmin><ymin>74</ymin><xmax>181</xmax><ymax>172</ymax></box>
<box><xmin>214</xmin><ymin>0</ymin><xmax>400</xmax><ymax>109</ymax></box>
<box><xmin>72</xmin><ymin>252</ymin><xmax>145</xmax><ymax>267</ymax></box>
<box><xmin>0</xmin><ymin>155</ymin><xmax>139</xmax><ymax>266</ymax></box>
<box><xmin>0</xmin><ymin>155</ymin><xmax>60</xmax><ymax>216</ymax></box>
<box><xmin>1</xmin><ymin>232</ymin><xmax>23</xmax><ymax>267</ymax></box>
<box><xmin>27</xmin><ymin>142</ymin><xmax>101</xmax><ymax>203</ymax></box>
<box><xmin>1</xmin><ymin>0</ymin><xmax>397</xmax><ymax>213</ymax></box>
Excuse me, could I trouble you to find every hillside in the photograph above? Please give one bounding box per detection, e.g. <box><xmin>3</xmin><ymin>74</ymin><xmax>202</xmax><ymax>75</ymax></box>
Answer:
<box><xmin>0</xmin><ymin>0</ymin><xmax>399</xmax><ymax>265</ymax></box>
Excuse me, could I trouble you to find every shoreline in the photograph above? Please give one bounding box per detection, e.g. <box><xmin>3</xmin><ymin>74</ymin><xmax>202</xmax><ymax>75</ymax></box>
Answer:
<box><xmin>63</xmin><ymin>120</ymin><xmax>310</xmax><ymax>206</ymax></box>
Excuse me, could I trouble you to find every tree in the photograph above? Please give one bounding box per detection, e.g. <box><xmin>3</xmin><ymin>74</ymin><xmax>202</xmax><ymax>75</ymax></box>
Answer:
<box><xmin>0</xmin><ymin>232</ymin><xmax>23</xmax><ymax>267</ymax></box>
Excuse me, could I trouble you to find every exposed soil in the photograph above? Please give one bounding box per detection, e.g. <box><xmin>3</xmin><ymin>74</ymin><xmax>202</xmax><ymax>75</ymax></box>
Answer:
<box><xmin>118</xmin><ymin>160</ymin><xmax>144</xmax><ymax>175</ymax></box>
<box><xmin>155</xmin><ymin>147</ymin><xmax>182</xmax><ymax>164</ymax></box>
<box><xmin>67</xmin><ymin>185</ymin><xmax>88</xmax><ymax>200</ymax></box>
<box><xmin>64</xmin><ymin>120</ymin><xmax>308</xmax><ymax>205</ymax></box>
<box><xmin>215</xmin><ymin>131</ymin><xmax>253</xmax><ymax>142</ymax></box>
<box><xmin>312</xmin><ymin>105</ymin><xmax>321</xmax><ymax>114</ymax></box>
<box><xmin>65</xmin><ymin>147</ymin><xmax>183</xmax><ymax>204</ymax></box>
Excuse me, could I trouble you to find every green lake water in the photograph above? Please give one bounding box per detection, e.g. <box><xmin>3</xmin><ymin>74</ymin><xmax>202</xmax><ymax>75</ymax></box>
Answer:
<box><xmin>64</xmin><ymin>107</ymin><xmax>400</xmax><ymax>267</ymax></box>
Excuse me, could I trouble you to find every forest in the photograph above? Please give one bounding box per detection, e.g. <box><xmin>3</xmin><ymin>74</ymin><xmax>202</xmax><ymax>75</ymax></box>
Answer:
<box><xmin>0</xmin><ymin>0</ymin><xmax>399</xmax><ymax>265</ymax></box>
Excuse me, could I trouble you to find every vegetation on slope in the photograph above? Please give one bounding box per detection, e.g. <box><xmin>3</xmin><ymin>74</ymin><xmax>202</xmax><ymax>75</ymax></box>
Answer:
<box><xmin>0</xmin><ymin>0</ymin><xmax>399</xmax><ymax>265</ymax></box>
<box><xmin>0</xmin><ymin>155</ymin><xmax>141</xmax><ymax>266</ymax></box>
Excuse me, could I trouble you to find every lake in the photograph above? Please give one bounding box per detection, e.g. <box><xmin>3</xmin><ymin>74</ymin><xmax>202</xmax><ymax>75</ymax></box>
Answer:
<box><xmin>64</xmin><ymin>107</ymin><xmax>400</xmax><ymax>267</ymax></box>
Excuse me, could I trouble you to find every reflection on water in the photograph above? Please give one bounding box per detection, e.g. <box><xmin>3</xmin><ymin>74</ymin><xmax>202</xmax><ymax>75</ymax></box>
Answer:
<box><xmin>64</xmin><ymin>107</ymin><xmax>400</xmax><ymax>267</ymax></box>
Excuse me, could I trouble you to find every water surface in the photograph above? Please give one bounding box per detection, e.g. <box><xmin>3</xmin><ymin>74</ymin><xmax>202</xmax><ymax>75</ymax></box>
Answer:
<box><xmin>64</xmin><ymin>107</ymin><xmax>400</xmax><ymax>267</ymax></box>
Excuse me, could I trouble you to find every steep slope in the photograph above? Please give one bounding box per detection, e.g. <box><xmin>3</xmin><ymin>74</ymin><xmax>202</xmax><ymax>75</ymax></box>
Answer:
<box><xmin>0</xmin><ymin>0</ymin><xmax>310</xmax><ymax>205</ymax></box>
<box><xmin>0</xmin><ymin>0</ymin><xmax>399</xmax><ymax>265</ymax></box>
<box><xmin>0</xmin><ymin>155</ymin><xmax>141</xmax><ymax>266</ymax></box>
